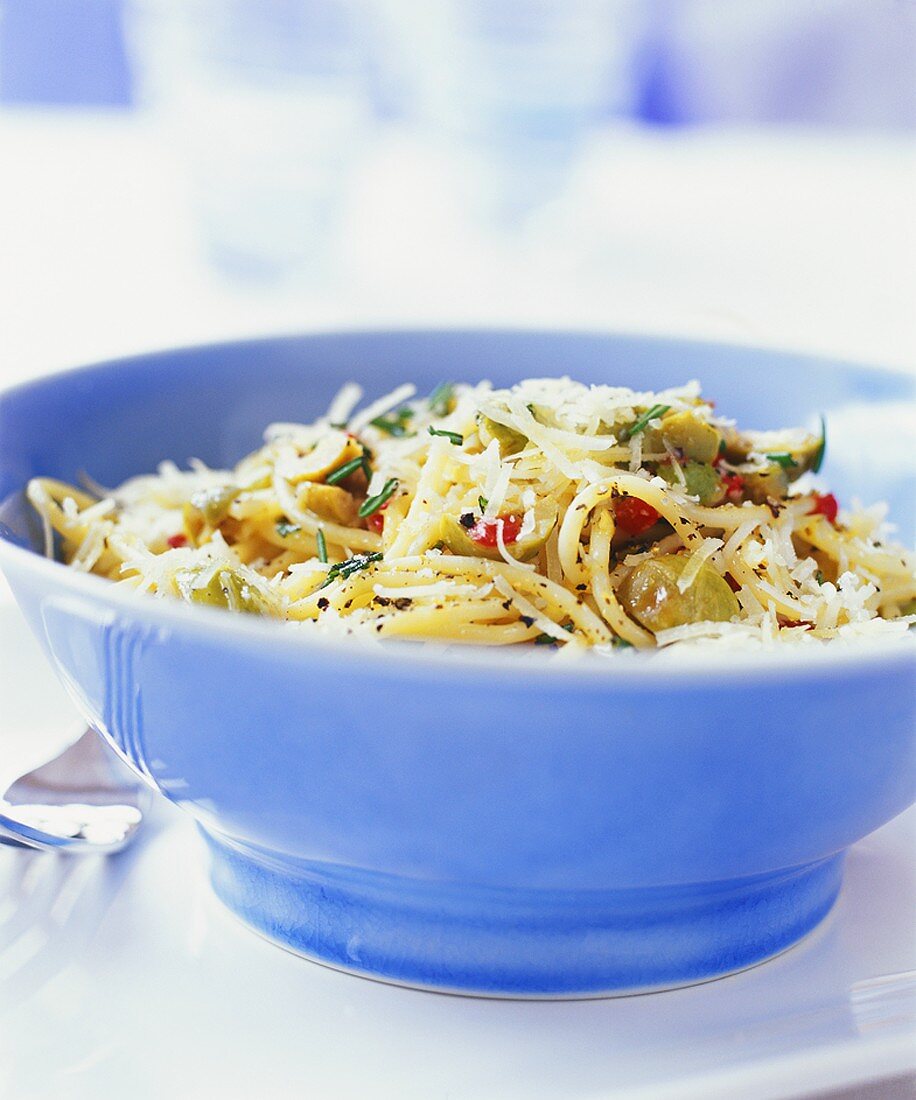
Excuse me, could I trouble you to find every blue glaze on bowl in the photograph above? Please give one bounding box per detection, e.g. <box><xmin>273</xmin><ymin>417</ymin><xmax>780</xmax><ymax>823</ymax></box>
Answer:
<box><xmin>1</xmin><ymin>330</ymin><xmax>913</xmax><ymax>996</ymax></box>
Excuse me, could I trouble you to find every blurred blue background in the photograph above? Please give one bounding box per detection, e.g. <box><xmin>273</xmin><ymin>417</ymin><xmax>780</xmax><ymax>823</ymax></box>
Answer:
<box><xmin>0</xmin><ymin>1</ymin><xmax>913</xmax><ymax>380</ymax></box>
<box><xmin>0</xmin><ymin>0</ymin><xmax>134</xmax><ymax>105</ymax></box>
<box><xmin>2</xmin><ymin>0</ymin><xmax>913</xmax><ymax>127</ymax></box>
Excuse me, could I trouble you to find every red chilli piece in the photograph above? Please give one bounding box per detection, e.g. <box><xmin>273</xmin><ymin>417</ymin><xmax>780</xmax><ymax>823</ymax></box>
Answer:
<box><xmin>777</xmin><ymin>616</ymin><xmax>810</xmax><ymax>630</ymax></box>
<box><xmin>367</xmin><ymin>502</ymin><xmax>389</xmax><ymax>534</ymax></box>
<box><xmin>809</xmin><ymin>492</ymin><xmax>839</xmax><ymax>525</ymax></box>
<box><xmin>720</xmin><ymin>470</ymin><xmax>744</xmax><ymax>500</ymax></box>
<box><xmin>167</xmin><ymin>533</ymin><xmax>188</xmax><ymax>549</ymax></box>
<box><xmin>614</xmin><ymin>496</ymin><xmax>660</xmax><ymax>536</ymax></box>
<box><xmin>469</xmin><ymin>514</ymin><xmax>523</xmax><ymax>547</ymax></box>
<box><xmin>713</xmin><ymin>454</ymin><xmax>744</xmax><ymax>501</ymax></box>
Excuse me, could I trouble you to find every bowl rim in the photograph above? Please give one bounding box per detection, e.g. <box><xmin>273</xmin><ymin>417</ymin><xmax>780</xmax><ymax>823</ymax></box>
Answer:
<box><xmin>1</xmin><ymin>326</ymin><xmax>914</xmax><ymax>689</ymax></box>
<box><xmin>1</xmin><ymin>323</ymin><xmax>915</xmax><ymax>403</ymax></box>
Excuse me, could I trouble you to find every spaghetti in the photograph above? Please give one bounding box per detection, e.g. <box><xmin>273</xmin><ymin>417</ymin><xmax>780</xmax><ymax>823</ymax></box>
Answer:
<box><xmin>27</xmin><ymin>376</ymin><xmax>916</xmax><ymax>652</ymax></box>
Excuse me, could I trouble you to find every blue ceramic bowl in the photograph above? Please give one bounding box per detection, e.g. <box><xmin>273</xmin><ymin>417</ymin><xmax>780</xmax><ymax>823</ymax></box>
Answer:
<box><xmin>1</xmin><ymin>331</ymin><xmax>914</xmax><ymax>997</ymax></box>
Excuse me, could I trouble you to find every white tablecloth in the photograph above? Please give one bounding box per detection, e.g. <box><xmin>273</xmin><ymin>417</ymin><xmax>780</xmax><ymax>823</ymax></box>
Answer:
<box><xmin>0</xmin><ymin>110</ymin><xmax>914</xmax><ymax>390</ymax></box>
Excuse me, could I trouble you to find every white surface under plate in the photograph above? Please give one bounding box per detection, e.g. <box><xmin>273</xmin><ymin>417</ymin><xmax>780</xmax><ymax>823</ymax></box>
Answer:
<box><xmin>0</xmin><ymin>593</ymin><xmax>914</xmax><ymax>1100</ymax></box>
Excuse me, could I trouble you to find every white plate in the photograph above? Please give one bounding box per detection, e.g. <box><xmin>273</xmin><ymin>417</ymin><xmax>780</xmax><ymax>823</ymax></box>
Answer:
<box><xmin>0</xmin><ymin>591</ymin><xmax>913</xmax><ymax>1100</ymax></box>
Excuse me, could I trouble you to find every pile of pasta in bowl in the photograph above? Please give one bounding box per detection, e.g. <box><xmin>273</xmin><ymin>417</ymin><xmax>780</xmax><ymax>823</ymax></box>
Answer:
<box><xmin>28</xmin><ymin>376</ymin><xmax>916</xmax><ymax>654</ymax></box>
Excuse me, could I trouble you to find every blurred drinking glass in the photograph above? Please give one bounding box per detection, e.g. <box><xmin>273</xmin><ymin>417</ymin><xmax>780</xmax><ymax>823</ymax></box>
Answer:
<box><xmin>379</xmin><ymin>0</ymin><xmax>639</xmax><ymax>225</ymax></box>
<box><xmin>125</xmin><ymin>0</ymin><xmax>372</xmax><ymax>284</ymax></box>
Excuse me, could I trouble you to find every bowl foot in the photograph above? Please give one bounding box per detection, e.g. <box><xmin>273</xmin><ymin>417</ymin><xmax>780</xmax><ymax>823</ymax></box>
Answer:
<box><xmin>202</xmin><ymin>831</ymin><xmax>844</xmax><ymax>997</ymax></box>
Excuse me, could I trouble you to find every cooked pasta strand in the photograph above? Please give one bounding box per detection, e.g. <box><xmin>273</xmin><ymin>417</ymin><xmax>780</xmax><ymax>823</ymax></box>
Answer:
<box><xmin>26</xmin><ymin>375</ymin><xmax>915</xmax><ymax>652</ymax></box>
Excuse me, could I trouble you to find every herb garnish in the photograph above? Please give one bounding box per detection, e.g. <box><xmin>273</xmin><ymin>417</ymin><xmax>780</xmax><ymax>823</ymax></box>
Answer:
<box><xmin>316</xmin><ymin>527</ymin><xmax>328</xmax><ymax>563</ymax></box>
<box><xmin>276</xmin><ymin>521</ymin><xmax>301</xmax><ymax>538</ymax></box>
<box><xmin>326</xmin><ymin>456</ymin><xmax>365</xmax><ymax>484</ymax></box>
<box><xmin>620</xmin><ymin>403</ymin><xmax>671</xmax><ymax>442</ymax></box>
<box><xmin>318</xmin><ymin>551</ymin><xmax>383</xmax><ymax>589</ymax></box>
<box><xmin>428</xmin><ymin>426</ymin><xmax>463</xmax><ymax>445</ymax></box>
<box><xmin>428</xmin><ymin>381</ymin><xmax>455</xmax><ymax>417</ymax></box>
<box><xmin>534</xmin><ymin>633</ymin><xmax>557</xmax><ymax>646</ymax></box>
<box><xmin>478</xmin><ymin>495</ymin><xmax>488</xmax><ymax>513</ymax></box>
<box><xmin>371</xmin><ymin>407</ymin><xmax>414</xmax><ymax>437</ymax></box>
<box><xmin>766</xmin><ymin>452</ymin><xmax>798</xmax><ymax>469</ymax></box>
<box><xmin>358</xmin><ymin>478</ymin><xmax>398</xmax><ymax>519</ymax></box>
<box><xmin>812</xmin><ymin>415</ymin><xmax>826</xmax><ymax>474</ymax></box>
<box><xmin>326</xmin><ymin>450</ymin><xmax>371</xmax><ymax>485</ymax></box>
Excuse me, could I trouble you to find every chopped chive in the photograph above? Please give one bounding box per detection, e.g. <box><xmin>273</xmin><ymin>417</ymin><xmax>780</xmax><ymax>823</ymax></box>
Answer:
<box><xmin>815</xmin><ymin>569</ymin><xmax>825</xmax><ymax>585</ymax></box>
<box><xmin>276</xmin><ymin>521</ymin><xmax>301</xmax><ymax>538</ymax></box>
<box><xmin>370</xmin><ymin>407</ymin><xmax>414</xmax><ymax>437</ymax></box>
<box><xmin>326</xmin><ymin>456</ymin><xmax>366</xmax><ymax>485</ymax></box>
<box><xmin>812</xmin><ymin>415</ymin><xmax>826</xmax><ymax>474</ymax></box>
<box><xmin>620</xmin><ymin>403</ymin><xmax>671</xmax><ymax>442</ymax></box>
<box><xmin>428</xmin><ymin>381</ymin><xmax>455</xmax><ymax>417</ymax></box>
<box><xmin>358</xmin><ymin>478</ymin><xmax>398</xmax><ymax>519</ymax></box>
<box><xmin>478</xmin><ymin>495</ymin><xmax>488</xmax><ymax>513</ymax></box>
<box><xmin>316</xmin><ymin>527</ymin><xmax>328</xmax><ymax>563</ymax></box>
<box><xmin>612</xmin><ymin>635</ymin><xmax>634</xmax><ymax>649</ymax></box>
<box><xmin>318</xmin><ymin>551</ymin><xmax>383</xmax><ymax>589</ymax></box>
<box><xmin>534</xmin><ymin>633</ymin><xmax>557</xmax><ymax>646</ymax></box>
<box><xmin>428</xmin><ymin>426</ymin><xmax>463</xmax><ymax>445</ymax></box>
<box><xmin>766</xmin><ymin>452</ymin><xmax>798</xmax><ymax>469</ymax></box>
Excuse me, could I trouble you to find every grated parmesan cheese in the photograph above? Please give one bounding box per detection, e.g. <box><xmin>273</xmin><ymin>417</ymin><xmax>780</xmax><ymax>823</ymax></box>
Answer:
<box><xmin>28</xmin><ymin>371</ymin><xmax>915</xmax><ymax>656</ymax></box>
<box><xmin>677</xmin><ymin>537</ymin><xmax>723</xmax><ymax>593</ymax></box>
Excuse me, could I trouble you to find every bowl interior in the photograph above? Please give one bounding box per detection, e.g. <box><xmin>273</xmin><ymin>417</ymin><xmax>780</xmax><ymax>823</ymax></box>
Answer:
<box><xmin>1</xmin><ymin>330</ymin><xmax>914</xmax><ymax>549</ymax></box>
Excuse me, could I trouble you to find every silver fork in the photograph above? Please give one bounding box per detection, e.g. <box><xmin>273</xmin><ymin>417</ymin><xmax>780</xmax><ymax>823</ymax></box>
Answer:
<box><xmin>0</xmin><ymin>728</ymin><xmax>148</xmax><ymax>854</ymax></box>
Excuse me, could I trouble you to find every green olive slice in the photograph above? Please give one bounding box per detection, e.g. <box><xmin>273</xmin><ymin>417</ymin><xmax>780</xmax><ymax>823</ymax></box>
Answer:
<box><xmin>176</xmin><ymin>564</ymin><xmax>277</xmax><ymax>616</ymax></box>
<box><xmin>618</xmin><ymin>553</ymin><xmax>739</xmax><ymax>633</ymax></box>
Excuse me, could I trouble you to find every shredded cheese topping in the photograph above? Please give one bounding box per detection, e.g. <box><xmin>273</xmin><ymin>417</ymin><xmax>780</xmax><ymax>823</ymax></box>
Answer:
<box><xmin>26</xmin><ymin>376</ymin><xmax>916</xmax><ymax>653</ymax></box>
